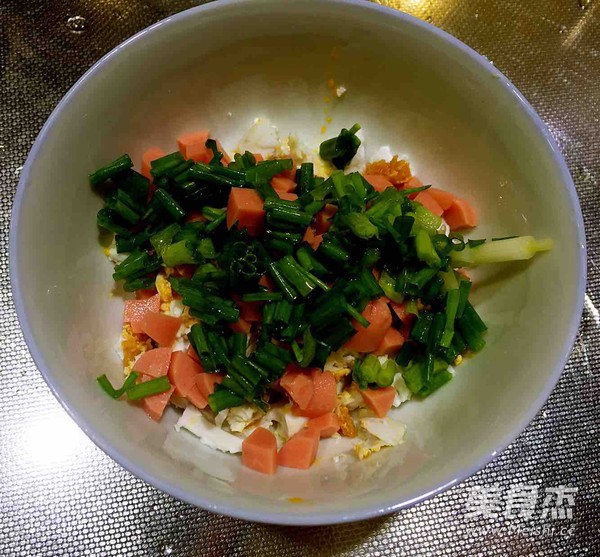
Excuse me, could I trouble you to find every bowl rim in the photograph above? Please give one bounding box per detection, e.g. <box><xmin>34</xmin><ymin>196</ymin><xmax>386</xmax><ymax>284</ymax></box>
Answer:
<box><xmin>9</xmin><ymin>0</ymin><xmax>587</xmax><ymax>525</ymax></box>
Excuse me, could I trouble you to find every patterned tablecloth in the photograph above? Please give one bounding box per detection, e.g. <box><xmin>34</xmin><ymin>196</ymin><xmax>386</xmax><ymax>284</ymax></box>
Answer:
<box><xmin>1</xmin><ymin>1</ymin><xmax>598</xmax><ymax>555</ymax></box>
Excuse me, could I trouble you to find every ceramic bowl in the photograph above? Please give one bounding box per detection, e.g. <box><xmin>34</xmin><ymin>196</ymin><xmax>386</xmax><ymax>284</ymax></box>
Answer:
<box><xmin>10</xmin><ymin>0</ymin><xmax>586</xmax><ymax>524</ymax></box>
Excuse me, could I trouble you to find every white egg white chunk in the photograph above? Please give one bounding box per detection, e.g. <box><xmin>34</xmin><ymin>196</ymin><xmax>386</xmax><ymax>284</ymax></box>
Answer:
<box><xmin>392</xmin><ymin>373</ymin><xmax>412</xmax><ymax>407</ymax></box>
<box><xmin>360</xmin><ymin>417</ymin><xmax>407</xmax><ymax>447</ymax></box>
<box><xmin>175</xmin><ymin>406</ymin><xmax>243</xmax><ymax>454</ymax></box>
<box><xmin>369</xmin><ymin>145</ymin><xmax>394</xmax><ymax>162</ymax></box>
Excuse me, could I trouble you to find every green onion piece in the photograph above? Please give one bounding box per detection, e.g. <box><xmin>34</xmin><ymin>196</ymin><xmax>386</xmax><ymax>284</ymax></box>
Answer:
<box><xmin>423</xmin><ymin>275</ymin><xmax>444</xmax><ymax>302</ymax></box>
<box><xmin>412</xmin><ymin>204</ymin><xmax>442</xmax><ymax>235</ymax></box>
<box><xmin>115</xmin><ymin>169</ymin><xmax>150</xmax><ymax>202</ymax></box>
<box><xmin>402</xmin><ymin>360</ymin><xmax>427</xmax><ymax>394</ymax></box>
<box><xmin>377</xmin><ymin>359</ymin><xmax>401</xmax><ymax>387</ymax></box>
<box><xmin>167</xmin><ymin>159</ymin><xmax>194</xmax><ymax>181</ymax></box>
<box><xmin>342</xmin><ymin>213</ymin><xmax>379</xmax><ymax>240</ymax></box>
<box><xmin>113</xmin><ymin>251</ymin><xmax>160</xmax><ymax>282</ymax></box>
<box><xmin>197</xmin><ymin>238</ymin><xmax>217</xmax><ymax>259</ymax></box>
<box><xmin>150</xmin><ymin>223</ymin><xmax>181</xmax><ymax>256</ymax></box>
<box><xmin>399</xmin><ymin>185</ymin><xmax>432</xmax><ymax>196</ymax></box>
<box><xmin>230</xmin><ymin>151</ymin><xmax>258</xmax><ymax>171</ymax></box>
<box><xmin>208</xmin><ymin>387</ymin><xmax>245</xmax><ymax>413</ymax></box>
<box><xmin>456</xmin><ymin>316</ymin><xmax>486</xmax><ymax>352</ymax></box>
<box><xmin>205</xmin><ymin>139</ymin><xmax>224</xmax><ymax>166</ymax></box>
<box><xmin>439</xmin><ymin>289</ymin><xmax>460</xmax><ymax>348</ymax></box>
<box><xmin>106</xmin><ymin>189</ymin><xmax>141</xmax><ymax>224</ymax></box>
<box><xmin>175</xmin><ymin>284</ymin><xmax>240</xmax><ymax>324</ymax></box>
<box><xmin>456</xmin><ymin>279</ymin><xmax>472</xmax><ymax>318</ymax></box>
<box><xmin>461</xmin><ymin>302</ymin><xmax>488</xmax><ymax>333</ymax></box>
<box><xmin>89</xmin><ymin>154</ymin><xmax>133</xmax><ymax>186</ymax></box>
<box><xmin>161</xmin><ymin>240</ymin><xmax>197</xmax><ymax>267</ymax></box>
<box><xmin>299</xmin><ymin>327</ymin><xmax>316</xmax><ymax>367</ymax></box>
<box><xmin>291</xmin><ymin>259</ymin><xmax>330</xmax><ymax>292</ymax></box>
<box><xmin>427</xmin><ymin>312</ymin><xmax>446</xmax><ymax>351</ymax></box>
<box><xmin>345</xmin><ymin>302</ymin><xmax>369</xmax><ymax>328</ymax></box>
<box><xmin>96</xmin><ymin>371</ymin><xmax>139</xmax><ymax>399</ymax></box>
<box><xmin>396</xmin><ymin>342</ymin><xmax>416</xmax><ymax>367</ymax></box>
<box><xmin>196</xmin><ymin>162</ymin><xmax>244</xmax><ymax>182</ymax></box>
<box><xmin>245</xmin><ymin>159</ymin><xmax>294</xmax><ymax>188</ymax></box>
<box><xmin>296</xmin><ymin>245</ymin><xmax>329</xmax><ymax>276</ymax></box>
<box><xmin>189</xmin><ymin>323</ymin><xmax>217</xmax><ymax>371</ymax></box>
<box><xmin>298</xmin><ymin>162</ymin><xmax>314</xmax><ymax>194</ymax></box>
<box><xmin>319</xmin><ymin>318</ymin><xmax>356</xmax><ymax>350</ymax></box>
<box><xmin>151</xmin><ymin>151</ymin><xmax>185</xmax><ymax>179</ymax></box>
<box><xmin>115</xmin><ymin>229</ymin><xmax>150</xmax><ymax>253</ymax></box>
<box><xmin>361</xmin><ymin>247</ymin><xmax>381</xmax><ymax>268</ymax></box>
<box><xmin>202</xmin><ymin>206</ymin><xmax>226</xmax><ymax>221</ymax></box>
<box><xmin>276</xmin><ymin>257</ymin><xmax>315</xmax><ymax>297</ymax></box>
<box><xmin>266</xmin><ymin>206</ymin><xmax>313</xmax><ymax>228</ymax></box>
<box><xmin>261</xmin><ymin>341</ymin><xmax>292</xmax><ymax>363</ymax></box>
<box><xmin>419</xmin><ymin>367</ymin><xmax>453</xmax><ymax>396</ymax></box>
<box><xmin>319</xmin><ymin>124</ymin><xmax>361</xmax><ymax>169</ymax></box>
<box><xmin>223</xmin><ymin>371</ymin><xmax>254</xmax><ymax>397</ymax></box>
<box><xmin>188</xmin><ymin>166</ymin><xmax>240</xmax><ymax>188</ymax></box>
<box><xmin>255</xmin><ymin>352</ymin><xmax>287</xmax><ymax>378</ymax></box>
<box><xmin>438</xmin><ymin>269</ymin><xmax>459</xmax><ymax>293</ymax></box>
<box><xmin>353</xmin><ymin>354</ymin><xmax>380</xmax><ymax>389</ymax></box>
<box><xmin>229</xmin><ymin>333</ymin><xmax>248</xmax><ymax>359</ymax></box>
<box><xmin>291</xmin><ymin>341</ymin><xmax>304</xmax><ymax>363</ymax></box>
<box><xmin>231</xmin><ymin>355</ymin><xmax>263</xmax><ymax>387</ymax></box>
<box><xmin>415</xmin><ymin>229</ymin><xmax>442</xmax><ymax>267</ymax></box>
<box><xmin>432</xmin><ymin>234</ymin><xmax>455</xmax><ymax>257</ymax></box>
<box><xmin>379</xmin><ymin>270</ymin><xmax>403</xmax><ymax>303</ymax></box>
<box><xmin>126</xmin><ymin>375</ymin><xmax>171</xmax><ymax>401</ymax></box>
<box><xmin>317</xmin><ymin>240</ymin><xmax>349</xmax><ymax>263</ymax></box>
<box><xmin>193</xmin><ymin>263</ymin><xmax>227</xmax><ymax>283</ymax></box>
<box><xmin>265</xmin><ymin>238</ymin><xmax>294</xmax><ymax>255</ymax></box>
<box><xmin>264</xmin><ymin>230</ymin><xmax>302</xmax><ymax>245</ymax></box>
<box><xmin>205</xmin><ymin>211</ymin><xmax>227</xmax><ymax>233</ymax></box>
<box><xmin>450</xmin><ymin>236</ymin><xmax>553</xmax><ymax>267</ymax></box>
<box><xmin>404</xmin><ymin>298</ymin><xmax>420</xmax><ymax>316</ymax></box>
<box><xmin>97</xmin><ymin>208</ymin><xmax>130</xmax><ymax>236</ymax></box>
<box><xmin>242</xmin><ymin>291</ymin><xmax>284</xmax><ymax>302</ymax></box>
<box><xmin>154</xmin><ymin>189</ymin><xmax>186</xmax><ymax>221</ymax></box>
<box><xmin>123</xmin><ymin>276</ymin><xmax>155</xmax><ymax>292</ymax></box>
<box><xmin>267</xmin><ymin>262</ymin><xmax>298</xmax><ymax>302</ymax></box>
<box><xmin>411</xmin><ymin>312</ymin><xmax>434</xmax><ymax>344</ymax></box>
<box><xmin>279</xmin><ymin>303</ymin><xmax>306</xmax><ymax>341</ymax></box>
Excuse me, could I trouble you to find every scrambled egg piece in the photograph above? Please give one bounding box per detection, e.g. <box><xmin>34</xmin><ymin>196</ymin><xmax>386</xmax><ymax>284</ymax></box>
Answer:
<box><xmin>354</xmin><ymin>417</ymin><xmax>406</xmax><ymax>460</ymax></box>
<box><xmin>256</xmin><ymin>405</ymin><xmax>293</xmax><ymax>448</ymax></box>
<box><xmin>324</xmin><ymin>349</ymin><xmax>355</xmax><ymax>374</ymax></box>
<box><xmin>338</xmin><ymin>383</ymin><xmax>364</xmax><ymax>411</ymax></box>
<box><xmin>225</xmin><ymin>405</ymin><xmax>259</xmax><ymax>433</ymax></box>
<box><xmin>364</xmin><ymin>156</ymin><xmax>412</xmax><ymax>186</ymax></box>
<box><xmin>453</xmin><ymin>354</ymin><xmax>463</xmax><ymax>366</ymax></box>
<box><xmin>105</xmin><ymin>237</ymin><xmax>128</xmax><ymax>265</ymax></box>
<box><xmin>156</xmin><ymin>273</ymin><xmax>173</xmax><ymax>303</ymax></box>
<box><xmin>121</xmin><ymin>323</ymin><xmax>152</xmax><ymax>375</ymax></box>
<box><xmin>335</xmin><ymin>405</ymin><xmax>357</xmax><ymax>438</ymax></box>
<box><xmin>326</xmin><ymin>77</ymin><xmax>346</xmax><ymax>98</ymax></box>
<box><xmin>180</xmin><ymin>306</ymin><xmax>199</xmax><ymax>329</ymax></box>
<box><xmin>354</xmin><ymin>441</ymin><xmax>384</xmax><ymax>460</ymax></box>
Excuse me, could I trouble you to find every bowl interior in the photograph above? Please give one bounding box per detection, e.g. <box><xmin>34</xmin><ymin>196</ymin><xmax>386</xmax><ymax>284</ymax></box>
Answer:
<box><xmin>11</xmin><ymin>0</ymin><xmax>584</xmax><ymax>524</ymax></box>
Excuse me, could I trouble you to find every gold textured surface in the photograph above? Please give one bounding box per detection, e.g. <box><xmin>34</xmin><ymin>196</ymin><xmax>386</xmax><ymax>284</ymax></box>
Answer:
<box><xmin>1</xmin><ymin>1</ymin><xmax>598</xmax><ymax>555</ymax></box>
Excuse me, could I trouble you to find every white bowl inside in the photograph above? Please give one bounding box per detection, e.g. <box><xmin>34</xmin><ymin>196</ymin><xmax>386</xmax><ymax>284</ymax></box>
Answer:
<box><xmin>10</xmin><ymin>0</ymin><xmax>585</xmax><ymax>525</ymax></box>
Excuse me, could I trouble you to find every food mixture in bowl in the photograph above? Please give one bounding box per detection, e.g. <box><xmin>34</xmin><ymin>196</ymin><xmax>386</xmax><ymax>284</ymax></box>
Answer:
<box><xmin>92</xmin><ymin>122</ymin><xmax>551</xmax><ymax>475</ymax></box>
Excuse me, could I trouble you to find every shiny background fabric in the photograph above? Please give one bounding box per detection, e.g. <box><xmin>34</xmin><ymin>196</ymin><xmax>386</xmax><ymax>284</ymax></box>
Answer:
<box><xmin>1</xmin><ymin>1</ymin><xmax>598</xmax><ymax>555</ymax></box>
